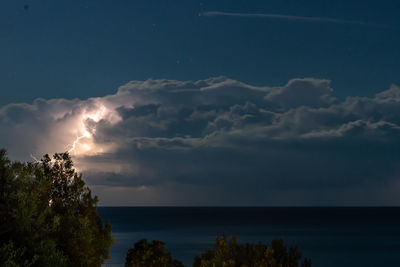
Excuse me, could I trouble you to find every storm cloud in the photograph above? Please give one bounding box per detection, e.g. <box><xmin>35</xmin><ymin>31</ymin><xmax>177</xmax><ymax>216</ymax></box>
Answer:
<box><xmin>1</xmin><ymin>77</ymin><xmax>400</xmax><ymax>205</ymax></box>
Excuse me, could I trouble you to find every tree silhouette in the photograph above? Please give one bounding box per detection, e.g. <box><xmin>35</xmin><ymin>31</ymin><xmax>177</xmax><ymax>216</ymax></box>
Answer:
<box><xmin>0</xmin><ymin>149</ymin><xmax>113</xmax><ymax>267</ymax></box>
<box><xmin>125</xmin><ymin>235</ymin><xmax>312</xmax><ymax>267</ymax></box>
<box><xmin>125</xmin><ymin>239</ymin><xmax>185</xmax><ymax>267</ymax></box>
<box><xmin>193</xmin><ymin>234</ymin><xmax>312</xmax><ymax>267</ymax></box>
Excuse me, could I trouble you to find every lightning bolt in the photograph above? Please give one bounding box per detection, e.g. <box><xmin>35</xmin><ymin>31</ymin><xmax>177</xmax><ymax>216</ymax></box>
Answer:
<box><xmin>30</xmin><ymin>153</ymin><xmax>41</xmax><ymax>163</ymax></box>
<box><xmin>66</xmin><ymin>132</ymin><xmax>90</xmax><ymax>155</ymax></box>
<box><xmin>65</xmin><ymin>105</ymin><xmax>107</xmax><ymax>155</ymax></box>
<box><xmin>27</xmin><ymin>103</ymin><xmax>121</xmax><ymax>162</ymax></box>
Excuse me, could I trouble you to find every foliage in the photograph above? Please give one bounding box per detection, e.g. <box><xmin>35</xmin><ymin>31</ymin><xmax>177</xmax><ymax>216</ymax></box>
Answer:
<box><xmin>125</xmin><ymin>239</ymin><xmax>185</xmax><ymax>267</ymax></box>
<box><xmin>0</xmin><ymin>241</ymin><xmax>37</xmax><ymax>267</ymax></box>
<box><xmin>125</xmin><ymin>235</ymin><xmax>311</xmax><ymax>267</ymax></box>
<box><xmin>192</xmin><ymin>234</ymin><xmax>312</xmax><ymax>267</ymax></box>
<box><xmin>0</xmin><ymin>149</ymin><xmax>113</xmax><ymax>267</ymax></box>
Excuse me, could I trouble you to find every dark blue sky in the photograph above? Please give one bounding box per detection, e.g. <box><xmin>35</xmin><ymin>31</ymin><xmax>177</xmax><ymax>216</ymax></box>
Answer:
<box><xmin>1</xmin><ymin>0</ymin><xmax>399</xmax><ymax>105</ymax></box>
<box><xmin>2</xmin><ymin>1</ymin><xmax>400</xmax><ymax>205</ymax></box>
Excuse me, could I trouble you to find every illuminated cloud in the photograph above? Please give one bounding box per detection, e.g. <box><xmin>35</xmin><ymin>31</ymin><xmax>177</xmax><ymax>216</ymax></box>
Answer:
<box><xmin>1</xmin><ymin>77</ymin><xmax>400</xmax><ymax>205</ymax></box>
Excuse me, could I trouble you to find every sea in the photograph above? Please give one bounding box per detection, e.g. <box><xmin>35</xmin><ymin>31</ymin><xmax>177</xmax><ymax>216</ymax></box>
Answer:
<box><xmin>98</xmin><ymin>207</ymin><xmax>400</xmax><ymax>267</ymax></box>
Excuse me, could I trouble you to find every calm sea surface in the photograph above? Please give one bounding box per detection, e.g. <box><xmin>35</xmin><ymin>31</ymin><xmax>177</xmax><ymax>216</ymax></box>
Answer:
<box><xmin>98</xmin><ymin>207</ymin><xmax>400</xmax><ymax>267</ymax></box>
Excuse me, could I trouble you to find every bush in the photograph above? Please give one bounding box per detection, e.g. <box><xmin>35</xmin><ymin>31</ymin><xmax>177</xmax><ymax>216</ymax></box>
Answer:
<box><xmin>0</xmin><ymin>149</ymin><xmax>113</xmax><ymax>267</ymax></box>
<box><xmin>125</xmin><ymin>235</ymin><xmax>311</xmax><ymax>267</ymax></box>
<box><xmin>125</xmin><ymin>239</ymin><xmax>185</xmax><ymax>267</ymax></box>
<box><xmin>193</xmin><ymin>234</ymin><xmax>311</xmax><ymax>267</ymax></box>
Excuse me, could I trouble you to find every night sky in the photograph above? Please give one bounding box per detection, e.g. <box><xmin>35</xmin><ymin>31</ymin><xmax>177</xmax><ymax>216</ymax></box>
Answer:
<box><xmin>1</xmin><ymin>0</ymin><xmax>400</xmax><ymax>205</ymax></box>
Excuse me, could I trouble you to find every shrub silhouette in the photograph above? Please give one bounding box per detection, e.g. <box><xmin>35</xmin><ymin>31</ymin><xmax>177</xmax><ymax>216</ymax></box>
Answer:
<box><xmin>0</xmin><ymin>149</ymin><xmax>113</xmax><ymax>267</ymax></box>
<box><xmin>125</xmin><ymin>234</ymin><xmax>311</xmax><ymax>267</ymax></box>
<box><xmin>193</xmin><ymin>234</ymin><xmax>311</xmax><ymax>267</ymax></box>
<box><xmin>125</xmin><ymin>239</ymin><xmax>185</xmax><ymax>267</ymax></box>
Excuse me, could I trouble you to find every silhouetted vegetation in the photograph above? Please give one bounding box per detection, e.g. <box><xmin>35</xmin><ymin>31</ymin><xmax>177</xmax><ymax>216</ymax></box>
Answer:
<box><xmin>125</xmin><ymin>239</ymin><xmax>185</xmax><ymax>267</ymax></box>
<box><xmin>125</xmin><ymin>234</ymin><xmax>311</xmax><ymax>267</ymax></box>
<box><xmin>0</xmin><ymin>148</ymin><xmax>312</xmax><ymax>267</ymax></box>
<box><xmin>0</xmin><ymin>149</ymin><xmax>113</xmax><ymax>267</ymax></box>
<box><xmin>194</xmin><ymin>234</ymin><xmax>311</xmax><ymax>267</ymax></box>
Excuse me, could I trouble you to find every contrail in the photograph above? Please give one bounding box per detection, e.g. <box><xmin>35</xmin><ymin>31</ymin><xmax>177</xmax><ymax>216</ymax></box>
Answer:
<box><xmin>201</xmin><ymin>11</ymin><xmax>386</xmax><ymax>27</ymax></box>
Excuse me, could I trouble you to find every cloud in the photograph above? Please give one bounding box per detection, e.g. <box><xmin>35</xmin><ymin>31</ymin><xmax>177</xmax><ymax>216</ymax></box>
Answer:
<box><xmin>201</xmin><ymin>11</ymin><xmax>385</xmax><ymax>27</ymax></box>
<box><xmin>1</xmin><ymin>76</ymin><xmax>400</xmax><ymax>205</ymax></box>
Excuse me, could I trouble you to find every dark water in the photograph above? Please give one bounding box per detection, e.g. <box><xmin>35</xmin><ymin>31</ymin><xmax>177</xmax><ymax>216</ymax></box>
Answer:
<box><xmin>98</xmin><ymin>207</ymin><xmax>400</xmax><ymax>267</ymax></box>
